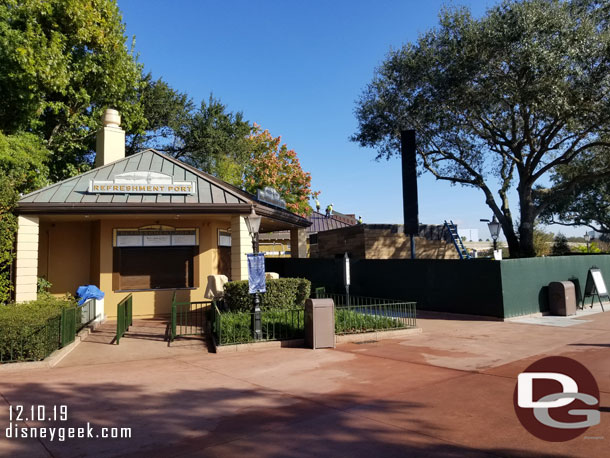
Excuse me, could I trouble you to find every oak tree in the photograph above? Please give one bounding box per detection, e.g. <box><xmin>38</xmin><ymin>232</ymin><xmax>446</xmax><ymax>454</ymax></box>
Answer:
<box><xmin>352</xmin><ymin>0</ymin><xmax>610</xmax><ymax>257</ymax></box>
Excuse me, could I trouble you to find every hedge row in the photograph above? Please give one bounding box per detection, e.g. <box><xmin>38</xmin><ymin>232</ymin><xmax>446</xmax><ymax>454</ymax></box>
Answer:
<box><xmin>0</xmin><ymin>295</ymin><xmax>77</xmax><ymax>363</ymax></box>
<box><xmin>223</xmin><ymin>278</ymin><xmax>311</xmax><ymax>312</ymax></box>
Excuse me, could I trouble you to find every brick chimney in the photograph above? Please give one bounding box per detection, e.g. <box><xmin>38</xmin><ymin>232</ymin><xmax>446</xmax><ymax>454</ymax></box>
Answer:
<box><xmin>95</xmin><ymin>108</ymin><xmax>125</xmax><ymax>167</ymax></box>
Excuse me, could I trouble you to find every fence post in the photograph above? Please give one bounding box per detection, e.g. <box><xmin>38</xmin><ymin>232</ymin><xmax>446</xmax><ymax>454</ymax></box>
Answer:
<box><xmin>60</xmin><ymin>308</ymin><xmax>76</xmax><ymax>347</ymax></box>
<box><xmin>171</xmin><ymin>301</ymin><xmax>177</xmax><ymax>342</ymax></box>
<box><xmin>127</xmin><ymin>296</ymin><xmax>132</xmax><ymax>329</ymax></box>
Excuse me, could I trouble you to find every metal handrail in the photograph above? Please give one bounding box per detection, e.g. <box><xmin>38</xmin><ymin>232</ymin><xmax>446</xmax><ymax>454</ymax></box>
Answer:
<box><xmin>170</xmin><ymin>291</ymin><xmax>210</xmax><ymax>343</ymax></box>
<box><xmin>116</xmin><ymin>294</ymin><xmax>132</xmax><ymax>345</ymax></box>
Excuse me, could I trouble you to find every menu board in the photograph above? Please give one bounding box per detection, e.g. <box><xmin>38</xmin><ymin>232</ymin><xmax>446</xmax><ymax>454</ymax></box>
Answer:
<box><xmin>143</xmin><ymin>234</ymin><xmax>171</xmax><ymax>246</ymax></box>
<box><xmin>584</xmin><ymin>268</ymin><xmax>608</xmax><ymax>296</ymax></box>
<box><xmin>116</xmin><ymin>235</ymin><xmax>143</xmax><ymax>247</ymax></box>
<box><xmin>591</xmin><ymin>269</ymin><xmax>608</xmax><ymax>296</ymax></box>
<box><xmin>116</xmin><ymin>229</ymin><xmax>197</xmax><ymax>247</ymax></box>
<box><xmin>171</xmin><ymin>234</ymin><xmax>197</xmax><ymax>246</ymax></box>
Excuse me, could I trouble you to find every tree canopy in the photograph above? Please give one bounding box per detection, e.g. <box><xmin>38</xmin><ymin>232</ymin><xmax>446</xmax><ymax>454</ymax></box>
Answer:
<box><xmin>352</xmin><ymin>0</ymin><xmax>610</xmax><ymax>257</ymax></box>
<box><xmin>0</xmin><ymin>0</ymin><xmax>317</xmax><ymax>211</ymax></box>
<box><xmin>0</xmin><ymin>132</ymin><xmax>50</xmax><ymax>303</ymax></box>
<box><xmin>244</xmin><ymin>126</ymin><xmax>317</xmax><ymax>216</ymax></box>
<box><xmin>540</xmin><ymin>153</ymin><xmax>610</xmax><ymax>233</ymax></box>
<box><xmin>0</xmin><ymin>0</ymin><xmax>144</xmax><ymax>180</ymax></box>
<box><xmin>126</xmin><ymin>73</ymin><xmax>193</xmax><ymax>157</ymax></box>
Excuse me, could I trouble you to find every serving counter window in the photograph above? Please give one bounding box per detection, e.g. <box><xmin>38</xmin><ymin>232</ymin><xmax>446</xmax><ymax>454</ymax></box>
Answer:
<box><xmin>113</xmin><ymin>227</ymin><xmax>198</xmax><ymax>291</ymax></box>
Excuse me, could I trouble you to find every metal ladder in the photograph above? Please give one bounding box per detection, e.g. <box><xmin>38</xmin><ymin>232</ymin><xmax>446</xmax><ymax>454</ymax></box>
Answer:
<box><xmin>444</xmin><ymin>220</ymin><xmax>471</xmax><ymax>260</ymax></box>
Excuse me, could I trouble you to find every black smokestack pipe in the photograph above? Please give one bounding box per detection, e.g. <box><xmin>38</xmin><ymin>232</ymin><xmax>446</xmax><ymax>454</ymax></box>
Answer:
<box><xmin>401</xmin><ymin>130</ymin><xmax>419</xmax><ymax>259</ymax></box>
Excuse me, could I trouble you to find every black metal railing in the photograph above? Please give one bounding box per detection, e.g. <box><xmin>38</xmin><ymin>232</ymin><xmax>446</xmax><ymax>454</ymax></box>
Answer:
<box><xmin>170</xmin><ymin>292</ymin><xmax>210</xmax><ymax>343</ymax></box>
<box><xmin>212</xmin><ymin>305</ymin><xmax>304</xmax><ymax>346</ymax></box>
<box><xmin>115</xmin><ymin>294</ymin><xmax>132</xmax><ymax>345</ymax></box>
<box><xmin>318</xmin><ymin>293</ymin><xmax>417</xmax><ymax>335</ymax></box>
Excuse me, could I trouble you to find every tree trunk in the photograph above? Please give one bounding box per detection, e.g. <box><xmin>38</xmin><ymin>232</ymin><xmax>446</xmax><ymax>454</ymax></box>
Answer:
<box><xmin>503</xmin><ymin>221</ymin><xmax>521</xmax><ymax>258</ymax></box>
<box><xmin>518</xmin><ymin>189</ymin><xmax>537</xmax><ymax>258</ymax></box>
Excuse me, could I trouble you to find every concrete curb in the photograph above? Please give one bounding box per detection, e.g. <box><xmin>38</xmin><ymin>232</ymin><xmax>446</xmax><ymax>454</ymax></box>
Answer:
<box><xmin>0</xmin><ymin>319</ymin><xmax>104</xmax><ymax>373</ymax></box>
<box><xmin>214</xmin><ymin>338</ymin><xmax>305</xmax><ymax>353</ymax></box>
<box><xmin>335</xmin><ymin>327</ymin><xmax>422</xmax><ymax>344</ymax></box>
<box><xmin>213</xmin><ymin>327</ymin><xmax>423</xmax><ymax>353</ymax></box>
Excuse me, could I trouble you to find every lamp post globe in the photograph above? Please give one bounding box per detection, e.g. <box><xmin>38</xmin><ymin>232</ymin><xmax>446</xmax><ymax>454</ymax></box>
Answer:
<box><xmin>487</xmin><ymin>216</ymin><xmax>501</xmax><ymax>251</ymax></box>
<box><xmin>245</xmin><ymin>206</ymin><xmax>262</xmax><ymax>253</ymax></box>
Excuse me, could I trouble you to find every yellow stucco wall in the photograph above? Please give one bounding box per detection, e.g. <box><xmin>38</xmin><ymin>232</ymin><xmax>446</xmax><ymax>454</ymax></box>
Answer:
<box><xmin>38</xmin><ymin>221</ymin><xmax>93</xmax><ymax>295</ymax></box>
<box><xmin>38</xmin><ymin>217</ymin><xmax>230</xmax><ymax>318</ymax></box>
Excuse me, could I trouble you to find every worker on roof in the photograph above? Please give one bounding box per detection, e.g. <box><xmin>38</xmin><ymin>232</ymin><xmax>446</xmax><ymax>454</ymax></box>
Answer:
<box><xmin>325</xmin><ymin>203</ymin><xmax>333</xmax><ymax>217</ymax></box>
<box><xmin>358</xmin><ymin>216</ymin><xmax>363</xmax><ymax>224</ymax></box>
<box><xmin>315</xmin><ymin>198</ymin><xmax>320</xmax><ymax>212</ymax></box>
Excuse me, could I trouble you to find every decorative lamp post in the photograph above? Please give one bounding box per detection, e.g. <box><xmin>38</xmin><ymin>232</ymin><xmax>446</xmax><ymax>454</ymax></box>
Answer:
<box><xmin>584</xmin><ymin>232</ymin><xmax>591</xmax><ymax>253</ymax></box>
<box><xmin>245</xmin><ymin>206</ymin><xmax>262</xmax><ymax>340</ymax></box>
<box><xmin>480</xmin><ymin>215</ymin><xmax>502</xmax><ymax>252</ymax></box>
<box><xmin>488</xmin><ymin>216</ymin><xmax>501</xmax><ymax>251</ymax></box>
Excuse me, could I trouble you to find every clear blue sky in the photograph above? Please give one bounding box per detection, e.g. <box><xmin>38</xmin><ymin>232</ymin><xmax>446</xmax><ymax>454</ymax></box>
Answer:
<box><xmin>119</xmin><ymin>0</ymin><xmax>582</xmax><ymax>239</ymax></box>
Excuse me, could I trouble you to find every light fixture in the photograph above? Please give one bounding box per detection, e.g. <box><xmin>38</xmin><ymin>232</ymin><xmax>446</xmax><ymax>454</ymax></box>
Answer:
<box><xmin>480</xmin><ymin>215</ymin><xmax>502</xmax><ymax>252</ymax></box>
<box><xmin>244</xmin><ymin>206</ymin><xmax>262</xmax><ymax>238</ymax></box>
<box><xmin>488</xmin><ymin>216</ymin><xmax>501</xmax><ymax>242</ymax></box>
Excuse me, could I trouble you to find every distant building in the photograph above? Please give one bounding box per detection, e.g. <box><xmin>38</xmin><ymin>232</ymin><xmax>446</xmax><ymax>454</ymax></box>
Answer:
<box><xmin>259</xmin><ymin>210</ymin><xmax>357</xmax><ymax>257</ymax></box>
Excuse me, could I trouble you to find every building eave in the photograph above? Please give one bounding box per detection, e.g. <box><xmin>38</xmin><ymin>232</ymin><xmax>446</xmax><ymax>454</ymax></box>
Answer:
<box><xmin>16</xmin><ymin>202</ymin><xmax>311</xmax><ymax>229</ymax></box>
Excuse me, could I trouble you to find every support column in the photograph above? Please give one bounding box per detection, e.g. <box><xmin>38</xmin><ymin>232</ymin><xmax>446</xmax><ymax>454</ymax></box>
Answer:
<box><xmin>231</xmin><ymin>216</ymin><xmax>250</xmax><ymax>281</ymax></box>
<box><xmin>15</xmin><ymin>215</ymin><xmax>39</xmax><ymax>303</ymax></box>
<box><xmin>290</xmin><ymin>228</ymin><xmax>308</xmax><ymax>258</ymax></box>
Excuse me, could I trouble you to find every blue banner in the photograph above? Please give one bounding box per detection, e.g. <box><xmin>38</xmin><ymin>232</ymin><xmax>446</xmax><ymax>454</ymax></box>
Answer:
<box><xmin>247</xmin><ymin>253</ymin><xmax>266</xmax><ymax>294</ymax></box>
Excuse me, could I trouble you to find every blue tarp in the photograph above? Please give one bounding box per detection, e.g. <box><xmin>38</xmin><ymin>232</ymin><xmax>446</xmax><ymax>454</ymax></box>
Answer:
<box><xmin>76</xmin><ymin>285</ymin><xmax>105</xmax><ymax>306</ymax></box>
<box><xmin>247</xmin><ymin>253</ymin><xmax>266</xmax><ymax>294</ymax></box>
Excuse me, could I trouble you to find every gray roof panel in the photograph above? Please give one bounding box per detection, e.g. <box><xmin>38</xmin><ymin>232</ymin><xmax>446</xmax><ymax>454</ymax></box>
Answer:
<box><xmin>19</xmin><ymin>149</ymin><xmax>256</xmax><ymax>207</ymax></box>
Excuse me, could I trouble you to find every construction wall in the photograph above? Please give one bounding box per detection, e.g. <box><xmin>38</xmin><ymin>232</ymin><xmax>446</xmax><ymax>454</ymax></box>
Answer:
<box><xmin>266</xmin><ymin>257</ymin><xmax>504</xmax><ymax>317</ymax></box>
<box><xmin>500</xmin><ymin>254</ymin><xmax>610</xmax><ymax>317</ymax></box>
<box><xmin>266</xmin><ymin>254</ymin><xmax>610</xmax><ymax>318</ymax></box>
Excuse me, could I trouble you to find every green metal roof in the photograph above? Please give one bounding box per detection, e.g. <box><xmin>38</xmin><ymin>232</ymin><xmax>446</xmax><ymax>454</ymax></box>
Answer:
<box><xmin>19</xmin><ymin>149</ymin><xmax>249</xmax><ymax>206</ymax></box>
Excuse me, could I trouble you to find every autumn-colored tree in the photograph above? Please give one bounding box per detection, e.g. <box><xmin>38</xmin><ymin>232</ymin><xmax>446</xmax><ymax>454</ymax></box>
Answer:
<box><xmin>244</xmin><ymin>126</ymin><xmax>317</xmax><ymax>217</ymax></box>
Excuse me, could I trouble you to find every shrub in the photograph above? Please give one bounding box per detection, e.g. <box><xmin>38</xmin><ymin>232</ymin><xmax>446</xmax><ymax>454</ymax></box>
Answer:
<box><xmin>0</xmin><ymin>295</ymin><xmax>77</xmax><ymax>363</ymax></box>
<box><xmin>551</xmin><ymin>234</ymin><xmax>571</xmax><ymax>256</ymax></box>
<box><xmin>214</xmin><ymin>308</ymin><xmax>305</xmax><ymax>345</ymax></box>
<box><xmin>223</xmin><ymin>278</ymin><xmax>311</xmax><ymax>312</ymax></box>
<box><xmin>335</xmin><ymin>309</ymin><xmax>405</xmax><ymax>334</ymax></box>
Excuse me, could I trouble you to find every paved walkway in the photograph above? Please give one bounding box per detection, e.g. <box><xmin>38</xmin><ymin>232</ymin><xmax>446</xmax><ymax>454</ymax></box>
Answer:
<box><xmin>0</xmin><ymin>311</ymin><xmax>608</xmax><ymax>457</ymax></box>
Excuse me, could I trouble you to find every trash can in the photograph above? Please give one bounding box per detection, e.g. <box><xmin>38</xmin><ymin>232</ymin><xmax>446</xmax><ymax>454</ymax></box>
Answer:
<box><xmin>305</xmin><ymin>298</ymin><xmax>335</xmax><ymax>349</ymax></box>
<box><xmin>548</xmin><ymin>281</ymin><xmax>577</xmax><ymax>316</ymax></box>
